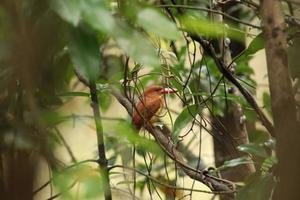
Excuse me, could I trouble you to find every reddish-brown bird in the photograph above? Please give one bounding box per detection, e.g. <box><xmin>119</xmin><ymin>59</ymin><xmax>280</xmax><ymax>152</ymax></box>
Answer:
<box><xmin>132</xmin><ymin>85</ymin><xmax>176</xmax><ymax>129</ymax></box>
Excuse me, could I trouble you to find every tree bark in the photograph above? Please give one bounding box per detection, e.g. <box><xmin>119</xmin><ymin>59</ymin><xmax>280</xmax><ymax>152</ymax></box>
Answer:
<box><xmin>260</xmin><ymin>1</ymin><xmax>300</xmax><ymax>199</ymax></box>
<box><xmin>89</xmin><ymin>83</ymin><xmax>112</xmax><ymax>200</ymax></box>
<box><xmin>211</xmin><ymin>2</ymin><xmax>255</xmax><ymax>185</ymax></box>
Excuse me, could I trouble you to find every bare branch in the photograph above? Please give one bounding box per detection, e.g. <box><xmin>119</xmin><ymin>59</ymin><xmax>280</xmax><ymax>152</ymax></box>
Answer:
<box><xmin>109</xmin><ymin>165</ymin><xmax>234</xmax><ymax>194</ymax></box>
<box><xmin>73</xmin><ymin>68</ymin><xmax>112</xmax><ymax>200</ymax></box>
<box><xmin>190</xmin><ymin>35</ymin><xmax>275</xmax><ymax>137</ymax></box>
<box><xmin>109</xmin><ymin>86</ymin><xmax>236</xmax><ymax>193</ymax></box>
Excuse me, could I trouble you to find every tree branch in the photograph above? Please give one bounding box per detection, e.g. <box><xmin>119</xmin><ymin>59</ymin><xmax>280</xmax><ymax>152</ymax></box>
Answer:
<box><xmin>74</xmin><ymin>66</ymin><xmax>234</xmax><ymax>192</ymax></box>
<box><xmin>109</xmin><ymin>86</ymin><xmax>235</xmax><ymax>192</ymax></box>
<box><xmin>74</xmin><ymin>69</ymin><xmax>112</xmax><ymax>200</ymax></box>
<box><xmin>109</xmin><ymin>165</ymin><xmax>234</xmax><ymax>194</ymax></box>
<box><xmin>190</xmin><ymin>35</ymin><xmax>275</xmax><ymax>137</ymax></box>
<box><xmin>89</xmin><ymin>82</ymin><xmax>112</xmax><ymax>200</ymax></box>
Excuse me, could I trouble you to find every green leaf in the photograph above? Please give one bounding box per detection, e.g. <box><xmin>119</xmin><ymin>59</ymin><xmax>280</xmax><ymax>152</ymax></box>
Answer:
<box><xmin>238</xmin><ymin>143</ymin><xmax>268</xmax><ymax>158</ymax></box>
<box><xmin>245</xmin><ymin>33</ymin><xmax>264</xmax><ymax>55</ymax></box>
<box><xmin>96</xmin><ymin>83</ymin><xmax>110</xmax><ymax>92</ymax></box>
<box><xmin>263</xmin><ymin>92</ymin><xmax>273</xmax><ymax>117</ymax></box>
<box><xmin>54</xmin><ymin>165</ymin><xmax>103</xmax><ymax>199</ymax></box>
<box><xmin>41</xmin><ymin>111</ymin><xmax>69</xmax><ymax>126</ymax></box>
<box><xmin>68</xmin><ymin>28</ymin><xmax>100</xmax><ymax>82</ymax></box>
<box><xmin>50</xmin><ymin>0</ymin><xmax>82</xmax><ymax>26</ymax></box>
<box><xmin>236</xmin><ymin>174</ymin><xmax>275</xmax><ymax>200</ymax></box>
<box><xmin>235</xmin><ymin>56</ymin><xmax>255</xmax><ymax>75</ymax></box>
<box><xmin>52</xmin><ymin>165</ymin><xmax>90</xmax><ymax>199</ymax></box>
<box><xmin>264</xmin><ymin>139</ymin><xmax>276</xmax><ymax>150</ymax></box>
<box><xmin>248</xmin><ymin>129</ymin><xmax>270</xmax><ymax>144</ymax></box>
<box><xmin>82</xmin><ymin>1</ymin><xmax>115</xmax><ymax>34</ymax></box>
<box><xmin>81</xmin><ymin>174</ymin><xmax>103</xmax><ymax>199</ymax></box>
<box><xmin>261</xmin><ymin>155</ymin><xmax>277</xmax><ymax>173</ymax></box>
<box><xmin>114</xmin><ymin>22</ymin><xmax>159</xmax><ymax>66</ymax></box>
<box><xmin>244</xmin><ymin>107</ymin><xmax>257</xmax><ymax>123</ymax></box>
<box><xmin>98</xmin><ymin>91</ymin><xmax>112</xmax><ymax>112</ymax></box>
<box><xmin>215</xmin><ymin>157</ymin><xmax>254</xmax><ymax>172</ymax></box>
<box><xmin>169</xmin><ymin>77</ymin><xmax>183</xmax><ymax>93</ymax></box>
<box><xmin>137</xmin><ymin>8</ymin><xmax>180</xmax><ymax>40</ymax></box>
<box><xmin>173</xmin><ymin>104</ymin><xmax>200</xmax><ymax>142</ymax></box>
<box><xmin>180</xmin><ymin>14</ymin><xmax>244</xmax><ymax>42</ymax></box>
<box><xmin>109</xmin><ymin>121</ymin><xmax>163</xmax><ymax>156</ymax></box>
<box><xmin>100</xmin><ymin>55</ymin><xmax>123</xmax><ymax>81</ymax></box>
<box><xmin>131</xmin><ymin>64</ymin><xmax>143</xmax><ymax>74</ymax></box>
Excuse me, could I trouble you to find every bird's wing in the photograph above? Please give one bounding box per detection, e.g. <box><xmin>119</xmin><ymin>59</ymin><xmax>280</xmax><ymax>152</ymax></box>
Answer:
<box><xmin>133</xmin><ymin>96</ymin><xmax>163</xmax><ymax>129</ymax></box>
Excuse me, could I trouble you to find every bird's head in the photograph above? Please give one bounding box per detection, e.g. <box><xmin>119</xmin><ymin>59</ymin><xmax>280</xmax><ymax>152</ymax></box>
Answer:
<box><xmin>143</xmin><ymin>85</ymin><xmax>177</xmax><ymax>98</ymax></box>
<box><xmin>133</xmin><ymin>85</ymin><xmax>177</xmax><ymax>129</ymax></box>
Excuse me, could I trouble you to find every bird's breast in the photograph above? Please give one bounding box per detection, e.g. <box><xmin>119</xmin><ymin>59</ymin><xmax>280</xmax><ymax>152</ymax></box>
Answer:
<box><xmin>132</xmin><ymin>96</ymin><xmax>164</xmax><ymax>129</ymax></box>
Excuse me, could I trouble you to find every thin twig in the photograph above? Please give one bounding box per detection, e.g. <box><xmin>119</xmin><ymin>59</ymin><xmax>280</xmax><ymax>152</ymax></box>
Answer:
<box><xmin>89</xmin><ymin>82</ymin><xmax>112</xmax><ymax>200</ymax></box>
<box><xmin>109</xmin><ymin>86</ymin><xmax>236</xmax><ymax>192</ymax></box>
<box><xmin>47</xmin><ymin>180</ymin><xmax>78</xmax><ymax>200</ymax></box>
<box><xmin>54</xmin><ymin>127</ymin><xmax>77</xmax><ymax>163</ymax></box>
<box><xmin>74</xmin><ymin>68</ymin><xmax>112</xmax><ymax>200</ymax></box>
<box><xmin>33</xmin><ymin>159</ymin><xmax>98</xmax><ymax>195</ymax></box>
<box><xmin>109</xmin><ymin>165</ymin><xmax>235</xmax><ymax>194</ymax></box>
<box><xmin>190</xmin><ymin>35</ymin><xmax>275</xmax><ymax>137</ymax></box>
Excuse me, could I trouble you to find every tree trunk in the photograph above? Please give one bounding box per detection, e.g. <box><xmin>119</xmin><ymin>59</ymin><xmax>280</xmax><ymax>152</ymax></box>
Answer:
<box><xmin>260</xmin><ymin>1</ymin><xmax>300</xmax><ymax>199</ymax></box>
<box><xmin>211</xmin><ymin>1</ymin><xmax>255</xmax><ymax>183</ymax></box>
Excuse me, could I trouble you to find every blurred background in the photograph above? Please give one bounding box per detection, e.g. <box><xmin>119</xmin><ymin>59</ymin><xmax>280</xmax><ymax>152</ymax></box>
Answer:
<box><xmin>0</xmin><ymin>0</ymin><xmax>298</xmax><ymax>200</ymax></box>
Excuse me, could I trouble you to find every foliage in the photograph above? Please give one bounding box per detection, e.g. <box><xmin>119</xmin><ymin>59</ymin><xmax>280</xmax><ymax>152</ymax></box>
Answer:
<box><xmin>0</xmin><ymin>0</ymin><xmax>298</xmax><ymax>199</ymax></box>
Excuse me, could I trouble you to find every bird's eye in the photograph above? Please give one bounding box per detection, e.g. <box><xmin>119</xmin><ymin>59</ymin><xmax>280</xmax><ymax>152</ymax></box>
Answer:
<box><xmin>157</xmin><ymin>88</ymin><xmax>164</xmax><ymax>93</ymax></box>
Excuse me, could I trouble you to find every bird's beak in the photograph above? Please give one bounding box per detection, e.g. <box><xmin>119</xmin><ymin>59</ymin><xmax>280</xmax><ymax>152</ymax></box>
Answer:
<box><xmin>161</xmin><ymin>87</ymin><xmax>177</xmax><ymax>94</ymax></box>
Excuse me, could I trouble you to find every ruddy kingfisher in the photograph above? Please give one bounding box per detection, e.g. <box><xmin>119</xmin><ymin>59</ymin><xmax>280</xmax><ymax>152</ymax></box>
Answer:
<box><xmin>132</xmin><ymin>85</ymin><xmax>177</xmax><ymax>129</ymax></box>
